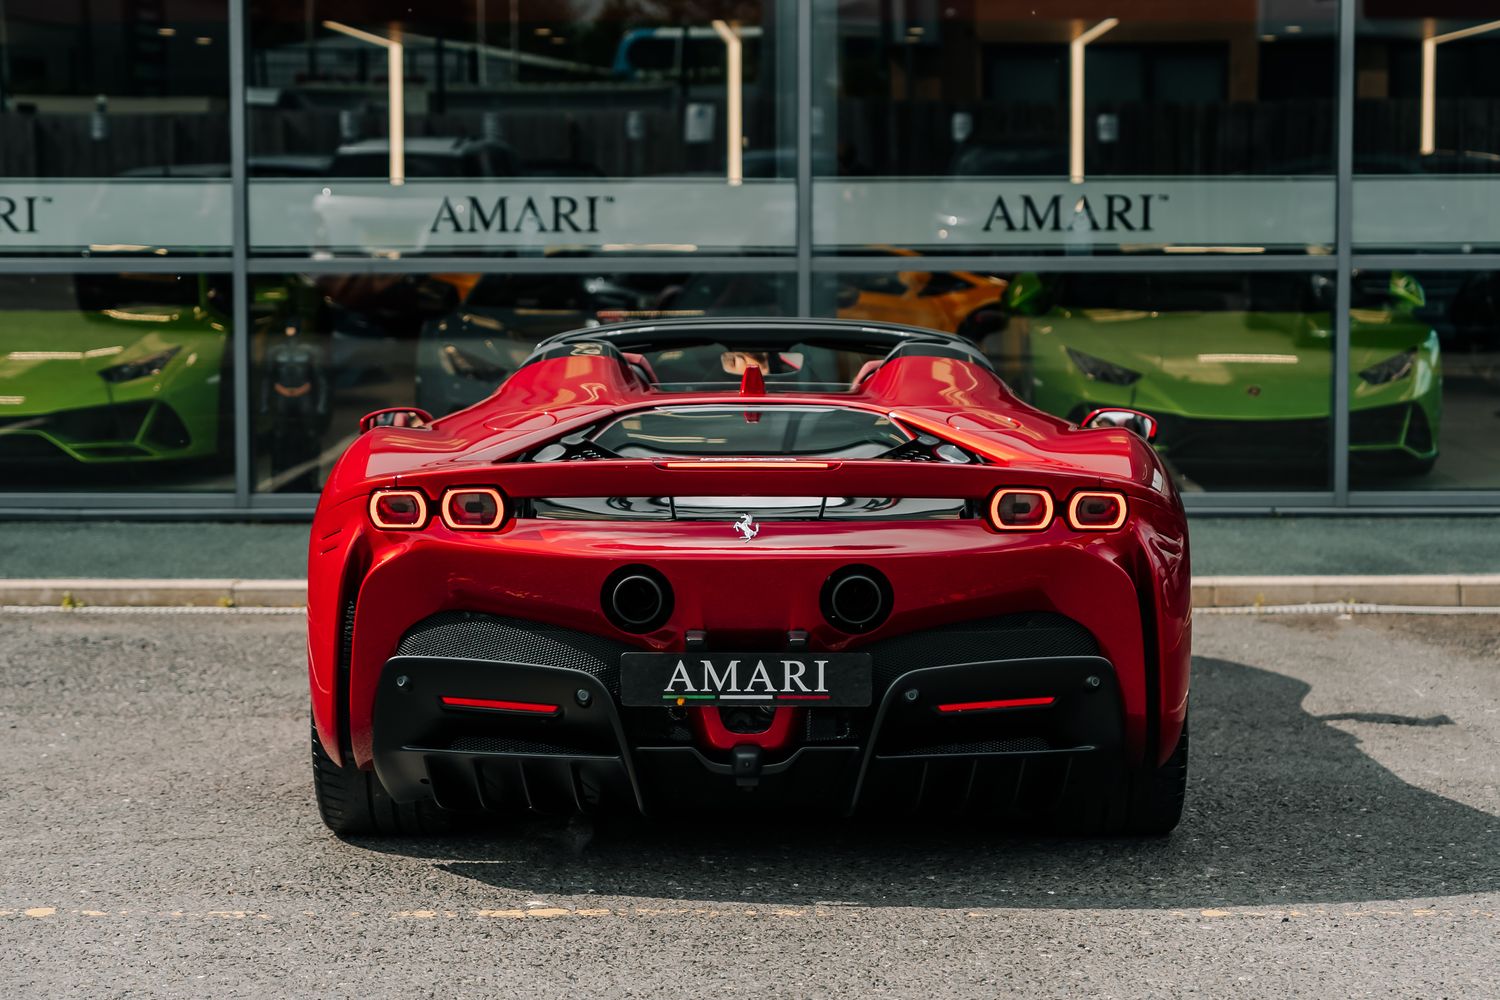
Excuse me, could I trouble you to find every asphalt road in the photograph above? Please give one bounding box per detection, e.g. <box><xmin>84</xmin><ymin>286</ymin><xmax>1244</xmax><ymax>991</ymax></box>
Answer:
<box><xmin>1</xmin><ymin>610</ymin><xmax>1497</xmax><ymax>999</ymax></box>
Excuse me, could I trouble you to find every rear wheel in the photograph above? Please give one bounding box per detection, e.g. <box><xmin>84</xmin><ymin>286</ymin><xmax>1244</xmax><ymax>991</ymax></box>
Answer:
<box><xmin>1054</xmin><ymin>713</ymin><xmax>1188</xmax><ymax>836</ymax></box>
<box><xmin>1119</xmin><ymin>715</ymin><xmax>1189</xmax><ymax>835</ymax></box>
<box><xmin>311</xmin><ymin>720</ymin><xmax>453</xmax><ymax>836</ymax></box>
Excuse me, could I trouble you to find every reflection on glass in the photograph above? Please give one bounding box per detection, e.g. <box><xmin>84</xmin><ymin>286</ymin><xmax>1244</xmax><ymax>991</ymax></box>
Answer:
<box><xmin>823</xmin><ymin>1</ymin><xmax>1335</xmax><ymax>178</ymax></box>
<box><xmin>1356</xmin><ymin>10</ymin><xmax>1500</xmax><ymax>173</ymax></box>
<box><xmin>1352</xmin><ymin>270</ymin><xmax>1500</xmax><ymax>490</ymax></box>
<box><xmin>246</xmin><ymin>2</ymin><xmax>793</xmax><ymax>256</ymax></box>
<box><xmin>250</xmin><ymin>269</ymin><xmax>794</xmax><ymax>491</ymax></box>
<box><xmin>0</xmin><ymin>273</ymin><xmax>233</xmax><ymax>490</ymax></box>
<box><xmin>826</xmin><ymin>269</ymin><xmax>1344</xmax><ymax>491</ymax></box>
<box><xmin>1353</xmin><ymin>10</ymin><xmax>1500</xmax><ymax>252</ymax></box>
<box><xmin>247</xmin><ymin>1</ymin><xmax>783</xmax><ymax>180</ymax></box>
<box><xmin>0</xmin><ymin>0</ymin><xmax>229</xmax><ymax>179</ymax></box>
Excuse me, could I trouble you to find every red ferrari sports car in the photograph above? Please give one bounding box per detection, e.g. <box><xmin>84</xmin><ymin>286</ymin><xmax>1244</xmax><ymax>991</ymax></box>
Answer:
<box><xmin>308</xmin><ymin>318</ymin><xmax>1191</xmax><ymax>835</ymax></box>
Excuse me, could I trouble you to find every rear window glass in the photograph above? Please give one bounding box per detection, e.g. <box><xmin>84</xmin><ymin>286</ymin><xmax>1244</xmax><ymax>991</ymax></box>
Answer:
<box><xmin>640</xmin><ymin>341</ymin><xmax>887</xmax><ymax>393</ymax></box>
<box><xmin>593</xmin><ymin>406</ymin><xmax>909</xmax><ymax>459</ymax></box>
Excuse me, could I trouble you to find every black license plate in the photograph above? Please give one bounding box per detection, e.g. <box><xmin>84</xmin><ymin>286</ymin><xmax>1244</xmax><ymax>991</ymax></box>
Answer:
<box><xmin>620</xmin><ymin>652</ymin><xmax>872</xmax><ymax>708</ymax></box>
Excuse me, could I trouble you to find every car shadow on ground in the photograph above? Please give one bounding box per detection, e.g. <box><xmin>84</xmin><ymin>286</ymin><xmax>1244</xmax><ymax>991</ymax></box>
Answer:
<box><xmin>357</xmin><ymin>656</ymin><xmax>1500</xmax><ymax>909</ymax></box>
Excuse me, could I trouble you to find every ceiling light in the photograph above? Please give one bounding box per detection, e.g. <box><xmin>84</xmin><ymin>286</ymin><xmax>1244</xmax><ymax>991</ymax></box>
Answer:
<box><xmin>157</xmin><ymin>26</ymin><xmax>176</xmax><ymax>37</ymax></box>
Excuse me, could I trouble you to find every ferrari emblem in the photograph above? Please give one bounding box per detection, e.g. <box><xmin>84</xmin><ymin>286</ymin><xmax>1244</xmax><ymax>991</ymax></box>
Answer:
<box><xmin>733</xmin><ymin>513</ymin><xmax>760</xmax><ymax>542</ymax></box>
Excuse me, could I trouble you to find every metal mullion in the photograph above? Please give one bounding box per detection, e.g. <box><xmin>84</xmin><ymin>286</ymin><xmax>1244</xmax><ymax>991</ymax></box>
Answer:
<box><xmin>1182</xmin><ymin>493</ymin><xmax>1336</xmax><ymax>513</ymax></box>
<box><xmin>0</xmin><ymin>492</ymin><xmax>237</xmax><ymax>509</ymax></box>
<box><xmin>794</xmin><ymin>0</ymin><xmax>813</xmax><ymax>315</ymax></box>
<box><xmin>1353</xmin><ymin>253</ymin><xmax>1500</xmax><ymax>271</ymax></box>
<box><xmin>245</xmin><ymin>255</ymin><xmax>798</xmax><ymax>274</ymax></box>
<box><xmin>0</xmin><ymin>257</ymin><xmax>231</xmax><ymax>274</ymax></box>
<box><xmin>1331</xmin><ymin>0</ymin><xmax>1356</xmax><ymax>506</ymax></box>
<box><xmin>247</xmin><ymin>493</ymin><xmax>319</xmax><ymax>509</ymax></box>
<box><xmin>1349</xmin><ymin>491</ymin><xmax>1500</xmax><ymax>510</ymax></box>
<box><xmin>228</xmin><ymin>0</ymin><xmax>251</xmax><ymax>510</ymax></box>
<box><xmin>0</xmin><ymin>504</ymin><xmax>311</xmax><ymax>521</ymax></box>
<box><xmin>808</xmin><ymin>254</ymin><xmax>1336</xmax><ymax>273</ymax></box>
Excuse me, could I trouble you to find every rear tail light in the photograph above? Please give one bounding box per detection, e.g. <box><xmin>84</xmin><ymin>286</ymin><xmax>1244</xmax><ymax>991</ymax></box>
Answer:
<box><xmin>987</xmin><ymin>488</ymin><xmax>1054</xmax><ymax>531</ymax></box>
<box><xmin>368</xmin><ymin>489</ymin><xmax>428</xmax><ymax>529</ymax></box>
<box><xmin>441</xmin><ymin>487</ymin><xmax>507</xmax><ymax>530</ymax></box>
<box><xmin>1067</xmin><ymin>491</ymin><xmax>1128</xmax><ymax>531</ymax></box>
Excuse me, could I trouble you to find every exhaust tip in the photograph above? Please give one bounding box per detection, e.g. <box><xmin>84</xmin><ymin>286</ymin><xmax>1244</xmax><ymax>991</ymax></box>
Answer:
<box><xmin>602</xmin><ymin>566</ymin><xmax>673</xmax><ymax>633</ymax></box>
<box><xmin>822</xmin><ymin>566</ymin><xmax>891</xmax><ymax>634</ymax></box>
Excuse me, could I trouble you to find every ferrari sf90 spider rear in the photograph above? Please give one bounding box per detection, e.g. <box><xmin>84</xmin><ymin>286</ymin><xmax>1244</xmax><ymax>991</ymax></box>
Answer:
<box><xmin>307</xmin><ymin>319</ymin><xmax>1191</xmax><ymax>836</ymax></box>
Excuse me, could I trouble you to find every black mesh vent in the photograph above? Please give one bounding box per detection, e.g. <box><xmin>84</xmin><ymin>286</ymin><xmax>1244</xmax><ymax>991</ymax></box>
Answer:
<box><xmin>447</xmin><ymin>736</ymin><xmax>602</xmax><ymax>756</ymax></box>
<box><xmin>1351</xmin><ymin>403</ymin><xmax>1412</xmax><ymax>446</ymax></box>
<box><xmin>885</xmin><ymin>737</ymin><xmax>1052</xmax><ymax>757</ymax></box>
<box><xmin>865</xmin><ymin>612</ymin><xmax>1098</xmax><ymax>692</ymax></box>
<box><xmin>396</xmin><ymin>612</ymin><xmax>631</xmax><ymax>693</ymax></box>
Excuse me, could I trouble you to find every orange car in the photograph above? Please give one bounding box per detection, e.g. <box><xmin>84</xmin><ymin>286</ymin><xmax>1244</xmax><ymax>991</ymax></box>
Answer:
<box><xmin>835</xmin><ymin>268</ymin><xmax>1009</xmax><ymax>339</ymax></box>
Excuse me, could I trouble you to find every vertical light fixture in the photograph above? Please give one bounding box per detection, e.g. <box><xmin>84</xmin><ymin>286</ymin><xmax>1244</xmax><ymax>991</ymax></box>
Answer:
<box><xmin>323</xmin><ymin>20</ymin><xmax>406</xmax><ymax>185</ymax></box>
<box><xmin>1069</xmin><ymin>17</ymin><xmax>1118</xmax><ymax>184</ymax></box>
<box><xmin>1420</xmin><ymin>18</ymin><xmax>1500</xmax><ymax>156</ymax></box>
<box><xmin>477</xmin><ymin>0</ymin><xmax>487</xmax><ymax>86</ymax></box>
<box><xmin>712</xmin><ymin>18</ymin><xmax>744</xmax><ymax>185</ymax></box>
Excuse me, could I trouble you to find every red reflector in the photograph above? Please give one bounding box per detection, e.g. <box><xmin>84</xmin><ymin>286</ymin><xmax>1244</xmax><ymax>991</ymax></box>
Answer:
<box><xmin>369</xmin><ymin>489</ymin><xmax>427</xmax><ymax>529</ymax></box>
<box><xmin>440</xmin><ymin>696</ymin><xmax>559</xmax><ymax>715</ymax></box>
<box><xmin>937</xmin><ymin>696</ymin><xmax>1056</xmax><ymax>714</ymax></box>
<box><xmin>1067</xmin><ymin>491</ymin><xmax>1128</xmax><ymax>531</ymax></box>
<box><xmin>441</xmin><ymin>487</ymin><xmax>506</xmax><ymax>530</ymax></box>
<box><xmin>987</xmin><ymin>488</ymin><xmax>1054</xmax><ymax>531</ymax></box>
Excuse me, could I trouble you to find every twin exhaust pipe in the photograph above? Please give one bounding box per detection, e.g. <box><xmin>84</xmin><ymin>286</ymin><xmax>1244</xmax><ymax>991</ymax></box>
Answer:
<box><xmin>602</xmin><ymin>564</ymin><xmax>891</xmax><ymax>635</ymax></box>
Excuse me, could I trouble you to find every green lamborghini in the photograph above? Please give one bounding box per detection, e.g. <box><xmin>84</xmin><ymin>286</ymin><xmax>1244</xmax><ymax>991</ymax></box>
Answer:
<box><xmin>1006</xmin><ymin>271</ymin><xmax>1441</xmax><ymax>480</ymax></box>
<box><xmin>0</xmin><ymin>275</ymin><xmax>231</xmax><ymax>466</ymax></box>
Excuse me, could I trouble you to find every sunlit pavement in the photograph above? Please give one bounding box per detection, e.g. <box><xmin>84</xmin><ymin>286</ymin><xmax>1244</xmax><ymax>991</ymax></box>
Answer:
<box><xmin>1</xmin><ymin>611</ymin><xmax>1496</xmax><ymax>998</ymax></box>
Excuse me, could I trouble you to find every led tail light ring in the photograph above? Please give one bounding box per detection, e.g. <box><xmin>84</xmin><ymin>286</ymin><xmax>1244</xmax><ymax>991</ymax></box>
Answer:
<box><xmin>1067</xmin><ymin>491</ymin><xmax>1129</xmax><ymax>531</ymax></box>
<box><xmin>987</xmin><ymin>488</ymin><xmax>1055</xmax><ymax>531</ymax></box>
<box><xmin>368</xmin><ymin>489</ymin><xmax>428</xmax><ymax>530</ymax></box>
<box><xmin>441</xmin><ymin>487</ymin><xmax>507</xmax><ymax>531</ymax></box>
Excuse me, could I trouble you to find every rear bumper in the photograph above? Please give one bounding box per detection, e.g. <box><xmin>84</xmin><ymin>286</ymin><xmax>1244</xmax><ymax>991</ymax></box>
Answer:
<box><xmin>336</xmin><ymin>517</ymin><xmax>1175</xmax><ymax>773</ymax></box>
<box><xmin>371</xmin><ymin>611</ymin><xmax>1125</xmax><ymax>816</ymax></box>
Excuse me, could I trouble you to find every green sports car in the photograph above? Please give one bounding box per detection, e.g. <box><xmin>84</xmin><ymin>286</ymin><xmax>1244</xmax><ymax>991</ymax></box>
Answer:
<box><xmin>1005</xmin><ymin>271</ymin><xmax>1441</xmax><ymax>481</ymax></box>
<box><xmin>0</xmin><ymin>275</ymin><xmax>230</xmax><ymax>466</ymax></box>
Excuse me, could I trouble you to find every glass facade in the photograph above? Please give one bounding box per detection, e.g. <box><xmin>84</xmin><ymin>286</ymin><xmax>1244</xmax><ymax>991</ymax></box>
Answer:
<box><xmin>2</xmin><ymin>0</ymin><xmax>1498</xmax><ymax>512</ymax></box>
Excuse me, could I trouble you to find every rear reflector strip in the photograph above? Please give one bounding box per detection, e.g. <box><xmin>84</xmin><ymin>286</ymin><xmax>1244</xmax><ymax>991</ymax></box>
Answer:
<box><xmin>936</xmin><ymin>696</ymin><xmax>1056</xmax><ymax>714</ymax></box>
<box><xmin>440</xmin><ymin>696</ymin><xmax>559</xmax><ymax>716</ymax></box>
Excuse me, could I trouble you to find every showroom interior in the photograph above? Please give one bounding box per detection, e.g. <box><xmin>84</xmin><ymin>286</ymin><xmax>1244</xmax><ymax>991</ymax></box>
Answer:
<box><xmin>1</xmin><ymin>0</ymin><xmax>1498</xmax><ymax>515</ymax></box>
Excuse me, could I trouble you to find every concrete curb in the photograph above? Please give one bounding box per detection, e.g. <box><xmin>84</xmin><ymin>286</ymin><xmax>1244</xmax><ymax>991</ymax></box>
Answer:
<box><xmin>0</xmin><ymin>579</ymin><xmax>307</xmax><ymax>608</ymax></box>
<box><xmin>1192</xmin><ymin>575</ymin><xmax>1500</xmax><ymax>608</ymax></box>
<box><xmin>1</xmin><ymin>576</ymin><xmax>1498</xmax><ymax>609</ymax></box>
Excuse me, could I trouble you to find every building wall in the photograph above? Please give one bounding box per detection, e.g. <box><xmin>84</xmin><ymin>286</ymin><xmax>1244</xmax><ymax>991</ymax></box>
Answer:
<box><xmin>1</xmin><ymin>0</ymin><xmax>1497</xmax><ymax>515</ymax></box>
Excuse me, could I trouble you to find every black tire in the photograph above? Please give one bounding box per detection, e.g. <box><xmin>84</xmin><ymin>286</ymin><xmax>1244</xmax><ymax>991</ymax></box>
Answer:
<box><xmin>311</xmin><ymin>720</ymin><xmax>453</xmax><ymax>836</ymax></box>
<box><xmin>1119</xmin><ymin>714</ymin><xmax>1189</xmax><ymax>835</ymax></box>
<box><xmin>1052</xmin><ymin>713</ymin><xmax>1188</xmax><ymax>836</ymax></box>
